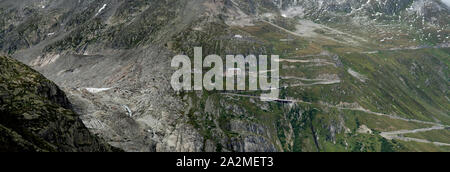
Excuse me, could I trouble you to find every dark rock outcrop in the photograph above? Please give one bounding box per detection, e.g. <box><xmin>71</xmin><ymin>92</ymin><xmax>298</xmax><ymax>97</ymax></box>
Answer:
<box><xmin>0</xmin><ymin>55</ymin><xmax>120</xmax><ymax>152</ymax></box>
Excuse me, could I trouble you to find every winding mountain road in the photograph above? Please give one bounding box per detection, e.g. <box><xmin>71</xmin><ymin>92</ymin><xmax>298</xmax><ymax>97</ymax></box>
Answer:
<box><xmin>221</xmin><ymin>93</ymin><xmax>450</xmax><ymax>146</ymax></box>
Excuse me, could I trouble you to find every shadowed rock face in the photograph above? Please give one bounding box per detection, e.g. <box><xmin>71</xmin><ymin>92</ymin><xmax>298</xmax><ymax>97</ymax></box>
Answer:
<box><xmin>0</xmin><ymin>55</ymin><xmax>120</xmax><ymax>152</ymax></box>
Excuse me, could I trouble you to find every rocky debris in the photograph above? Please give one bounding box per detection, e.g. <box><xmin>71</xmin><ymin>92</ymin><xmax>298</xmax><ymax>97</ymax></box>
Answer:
<box><xmin>348</xmin><ymin>68</ymin><xmax>369</xmax><ymax>83</ymax></box>
<box><xmin>1</xmin><ymin>0</ymin><xmax>449</xmax><ymax>152</ymax></box>
<box><xmin>325</xmin><ymin>115</ymin><xmax>351</xmax><ymax>144</ymax></box>
<box><xmin>229</xmin><ymin>120</ymin><xmax>278</xmax><ymax>152</ymax></box>
<box><xmin>0</xmin><ymin>56</ymin><xmax>119</xmax><ymax>152</ymax></box>
<box><xmin>51</xmin><ymin>46</ymin><xmax>205</xmax><ymax>152</ymax></box>
<box><xmin>232</xmin><ymin>0</ymin><xmax>450</xmax><ymax>45</ymax></box>
<box><xmin>357</xmin><ymin>125</ymin><xmax>373</xmax><ymax>134</ymax></box>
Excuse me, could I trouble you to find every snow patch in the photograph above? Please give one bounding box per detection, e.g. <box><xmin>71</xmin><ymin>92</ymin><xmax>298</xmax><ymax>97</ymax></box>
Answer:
<box><xmin>442</xmin><ymin>0</ymin><xmax>450</xmax><ymax>7</ymax></box>
<box><xmin>280</xmin><ymin>6</ymin><xmax>305</xmax><ymax>18</ymax></box>
<box><xmin>123</xmin><ymin>105</ymin><xmax>133</xmax><ymax>117</ymax></box>
<box><xmin>95</xmin><ymin>4</ymin><xmax>107</xmax><ymax>16</ymax></box>
<box><xmin>84</xmin><ymin>88</ymin><xmax>112</xmax><ymax>93</ymax></box>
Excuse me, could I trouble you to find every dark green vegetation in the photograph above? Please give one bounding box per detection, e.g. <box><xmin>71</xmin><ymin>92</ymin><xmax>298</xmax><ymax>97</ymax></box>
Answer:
<box><xmin>0</xmin><ymin>56</ymin><xmax>120</xmax><ymax>152</ymax></box>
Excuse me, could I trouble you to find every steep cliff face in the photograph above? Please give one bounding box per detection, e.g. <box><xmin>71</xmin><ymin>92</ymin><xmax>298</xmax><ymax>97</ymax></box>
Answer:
<box><xmin>0</xmin><ymin>55</ymin><xmax>119</xmax><ymax>152</ymax></box>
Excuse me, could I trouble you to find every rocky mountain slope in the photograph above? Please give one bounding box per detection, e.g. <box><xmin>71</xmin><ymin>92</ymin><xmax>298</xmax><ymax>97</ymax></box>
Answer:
<box><xmin>0</xmin><ymin>55</ymin><xmax>119</xmax><ymax>152</ymax></box>
<box><xmin>0</xmin><ymin>0</ymin><xmax>449</xmax><ymax>152</ymax></box>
